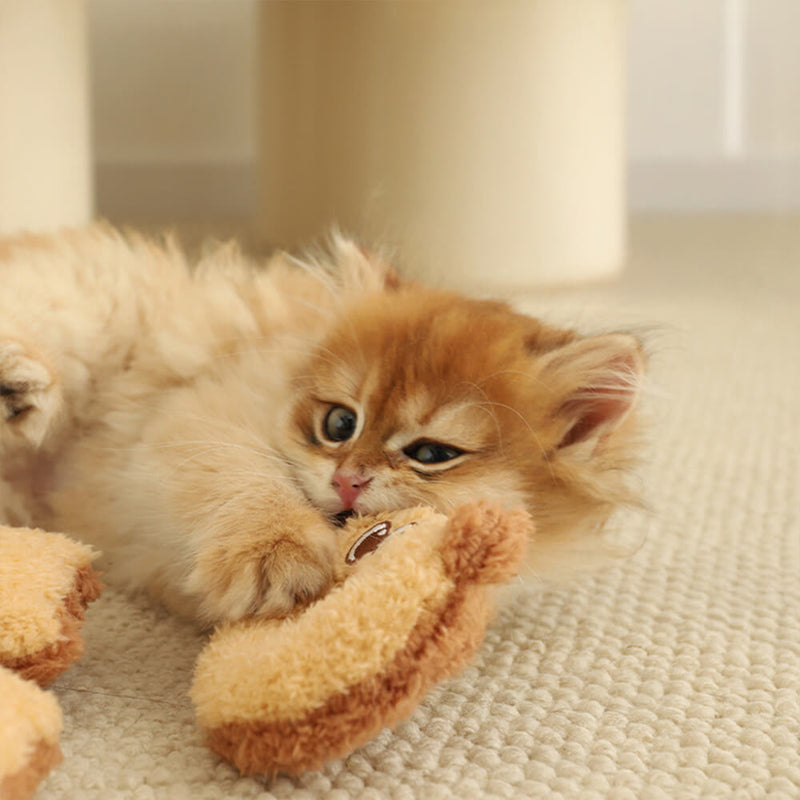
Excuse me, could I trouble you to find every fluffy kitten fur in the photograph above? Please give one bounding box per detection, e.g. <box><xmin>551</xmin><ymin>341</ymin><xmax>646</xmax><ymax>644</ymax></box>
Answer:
<box><xmin>0</xmin><ymin>225</ymin><xmax>644</xmax><ymax>625</ymax></box>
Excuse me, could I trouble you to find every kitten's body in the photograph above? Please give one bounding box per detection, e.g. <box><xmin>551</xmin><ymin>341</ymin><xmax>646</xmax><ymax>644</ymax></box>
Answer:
<box><xmin>1</xmin><ymin>226</ymin><xmax>643</xmax><ymax>625</ymax></box>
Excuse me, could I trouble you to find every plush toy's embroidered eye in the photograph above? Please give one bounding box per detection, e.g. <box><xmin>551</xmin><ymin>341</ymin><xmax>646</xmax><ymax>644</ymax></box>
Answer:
<box><xmin>345</xmin><ymin>520</ymin><xmax>418</xmax><ymax>564</ymax></box>
<box><xmin>323</xmin><ymin>405</ymin><xmax>358</xmax><ymax>442</ymax></box>
<box><xmin>404</xmin><ymin>440</ymin><xmax>464</xmax><ymax>464</ymax></box>
<box><xmin>346</xmin><ymin>521</ymin><xmax>391</xmax><ymax>563</ymax></box>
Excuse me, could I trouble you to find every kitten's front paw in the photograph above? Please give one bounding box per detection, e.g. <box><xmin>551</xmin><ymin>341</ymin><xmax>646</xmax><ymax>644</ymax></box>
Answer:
<box><xmin>188</xmin><ymin>518</ymin><xmax>337</xmax><ymax>625</ymax></box>
<box><xmin>0</xmin><ymin>340</ymin><xmax>61</xmax><ymax>447</ymax></box>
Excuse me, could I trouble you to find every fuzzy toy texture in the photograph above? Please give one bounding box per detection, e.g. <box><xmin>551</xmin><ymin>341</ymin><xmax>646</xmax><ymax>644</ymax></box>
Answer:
<box><xmin>0</xmin><ymin>527</ymin><xmax>101</xmax><ymax>685</ymax></box>
<box><xmin>192</xmin><ymin>501</ymin><xmax>531</xmax><ymax>776</ymax></box>
<box><xmin>0</xmin><ymin>526</ymin><xmax>101</xmax><ymax>800</ymax></box>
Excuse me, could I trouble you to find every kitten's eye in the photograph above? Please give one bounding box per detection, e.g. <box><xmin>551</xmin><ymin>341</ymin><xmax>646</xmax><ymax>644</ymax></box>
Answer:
<box><xmin>404</xmin><ymin>441</ymin><xmax>464</xmax><ymax>464</ymax></box>
<box><xmin>323</xmin><ymin>405</ymin><xmax>358</xmax><ymax>442</ymax></box>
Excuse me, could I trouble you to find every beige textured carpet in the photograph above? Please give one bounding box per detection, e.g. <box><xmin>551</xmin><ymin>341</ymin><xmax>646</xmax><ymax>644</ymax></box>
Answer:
<box><xmin>40</xmin><ymin>216</ymin><xmax>799</xmax><ymax>799</ymax></box>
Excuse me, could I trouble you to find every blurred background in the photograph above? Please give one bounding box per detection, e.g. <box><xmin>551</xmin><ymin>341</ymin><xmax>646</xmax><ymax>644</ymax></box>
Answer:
<box><xmin>1</xmin><ymin>0</ymin><xmax>798</xmax><ymax>287</ymax></box>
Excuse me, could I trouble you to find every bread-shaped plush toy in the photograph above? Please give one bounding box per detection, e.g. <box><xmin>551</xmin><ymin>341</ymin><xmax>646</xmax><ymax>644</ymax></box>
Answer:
<box><xmin>192</xmin><ymin>501</ymin><xmax>531</xmax><ymax>776</ymax></box>
<box><xmin>0</xmin><ymin>526</ymin><xmax>101</xmax><ymax>800</ymax></box>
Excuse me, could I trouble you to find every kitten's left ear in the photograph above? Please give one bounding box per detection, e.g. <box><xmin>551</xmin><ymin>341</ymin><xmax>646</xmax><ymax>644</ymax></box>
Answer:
<box><xmin>538</xmin><ymin>333</ymin><xmax>645</xmax><ymax>455</ymax></box>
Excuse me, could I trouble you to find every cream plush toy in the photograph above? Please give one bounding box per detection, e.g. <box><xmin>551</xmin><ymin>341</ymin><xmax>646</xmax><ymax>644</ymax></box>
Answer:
<box><xmin>0</xmin><ymin>526</ymin><xmax>101</xmax><ymax>800</ymax></box>
<box><xmin>192</xmin><ymin>501</ymin><xmax>531</xmax><ymax>776</ymax></box>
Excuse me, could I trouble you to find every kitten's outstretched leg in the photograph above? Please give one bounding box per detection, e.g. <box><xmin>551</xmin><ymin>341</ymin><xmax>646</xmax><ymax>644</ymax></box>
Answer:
<box><xmin>0</xmin><ymin>339</ymin><xmax>62</xmax><ymax>449</ymax></box>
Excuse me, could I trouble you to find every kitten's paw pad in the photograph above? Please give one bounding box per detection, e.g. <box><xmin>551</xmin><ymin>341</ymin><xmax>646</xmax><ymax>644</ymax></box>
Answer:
<box><xmin>192</xmin><ymin>526</ymin><xmax>337</xmax><ymax>624</ymax></box>
<box><xmin>0</xmin><ymin>341</ymin><xmax>61</xmax><ymax>446</ymax></box>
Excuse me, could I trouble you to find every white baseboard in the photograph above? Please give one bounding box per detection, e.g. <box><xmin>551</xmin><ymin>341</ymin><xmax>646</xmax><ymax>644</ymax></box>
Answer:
<box><xmin>95</xmin><ymin>160</ymin><xmax>256</xmax><ymax>221</ymax></box>
<box><xmin>629</xmin><ymin>157</ymin><xmax>800</xmax><ymax>211</ymax></box>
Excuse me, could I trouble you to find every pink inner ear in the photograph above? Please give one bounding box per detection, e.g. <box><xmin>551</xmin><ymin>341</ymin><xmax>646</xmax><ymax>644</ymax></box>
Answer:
<box><xmin>558</xmin><ymin>392</ymin><xmax>632</xmax><ymax>448</ymax></box>
<box><xmin>557</xmin><ymin>351</ymin><xmax>641</xmax><ymax>449</ymax></box>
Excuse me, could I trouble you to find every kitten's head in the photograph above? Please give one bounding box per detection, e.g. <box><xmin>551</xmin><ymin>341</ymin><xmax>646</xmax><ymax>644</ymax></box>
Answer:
<box><xmin>281</xmin><ymin>269</ymin><xmax>645</xmax><ymax>551</ymax></box>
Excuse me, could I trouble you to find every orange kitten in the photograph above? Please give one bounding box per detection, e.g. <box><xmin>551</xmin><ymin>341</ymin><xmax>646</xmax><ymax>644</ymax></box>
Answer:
<box><xmin>0</xmin><ymin>226</ymin><xmax>644</xmax><ymax>626</ymax></box>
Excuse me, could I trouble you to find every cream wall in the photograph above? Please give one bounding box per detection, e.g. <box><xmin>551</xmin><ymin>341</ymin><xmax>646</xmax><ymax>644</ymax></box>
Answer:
<box><xmin>87</xmin><ymin>0</ymin><xmax>800</xmax><ymax>219</ymax></box>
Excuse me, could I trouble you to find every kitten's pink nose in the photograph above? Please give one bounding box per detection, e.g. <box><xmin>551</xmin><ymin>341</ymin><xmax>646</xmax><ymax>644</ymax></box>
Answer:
<box><xmin>331</xmin><ymin>471</ymin><xmax>373</xmax><ymax>510</ymax></box>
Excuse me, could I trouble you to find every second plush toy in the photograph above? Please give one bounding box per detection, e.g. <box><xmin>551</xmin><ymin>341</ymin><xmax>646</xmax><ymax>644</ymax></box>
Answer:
<box><xmin>192</xmin><ymin>501</ymin><xmax>531</xmax><ymax>776</ymax></box>
<box><xmin>0</xmin><ymin>526</ymin><xmax>101</xmax><ymax>800</ymax></box>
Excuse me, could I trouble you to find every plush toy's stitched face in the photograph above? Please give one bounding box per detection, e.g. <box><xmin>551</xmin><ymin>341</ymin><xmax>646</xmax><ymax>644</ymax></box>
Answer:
<box><xmin>332</xmin><ymin>508</ymin><xmax>443</xmax><ymax>586</ymax></box>
<box><xmin>345</xmin><ymin>520</ymin><xmax>418</xmax><ymax>565</ymax></box>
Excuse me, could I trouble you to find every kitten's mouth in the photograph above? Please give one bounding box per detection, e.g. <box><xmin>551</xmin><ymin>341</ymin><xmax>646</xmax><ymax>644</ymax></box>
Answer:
<box><xmin>333</xmin><ymin>509</ymin><xmax>356</xmax><ymax>527</ymax></box>
<box><xmin>297</xmin><ymin>483</ymin><xmax>355</xmax><ymax>527</ymax></box>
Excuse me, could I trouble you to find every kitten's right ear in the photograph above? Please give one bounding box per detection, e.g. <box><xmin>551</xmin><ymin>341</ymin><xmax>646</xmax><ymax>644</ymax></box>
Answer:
<box><xmin>329</xmin><ymin>232</ymin><xmax>404</xmax><ymax>293</ymax></box>
<box><xmin>537</xmin><ymin>333</ymin><xmax>645</xmax><ymax>456</ymax></box>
